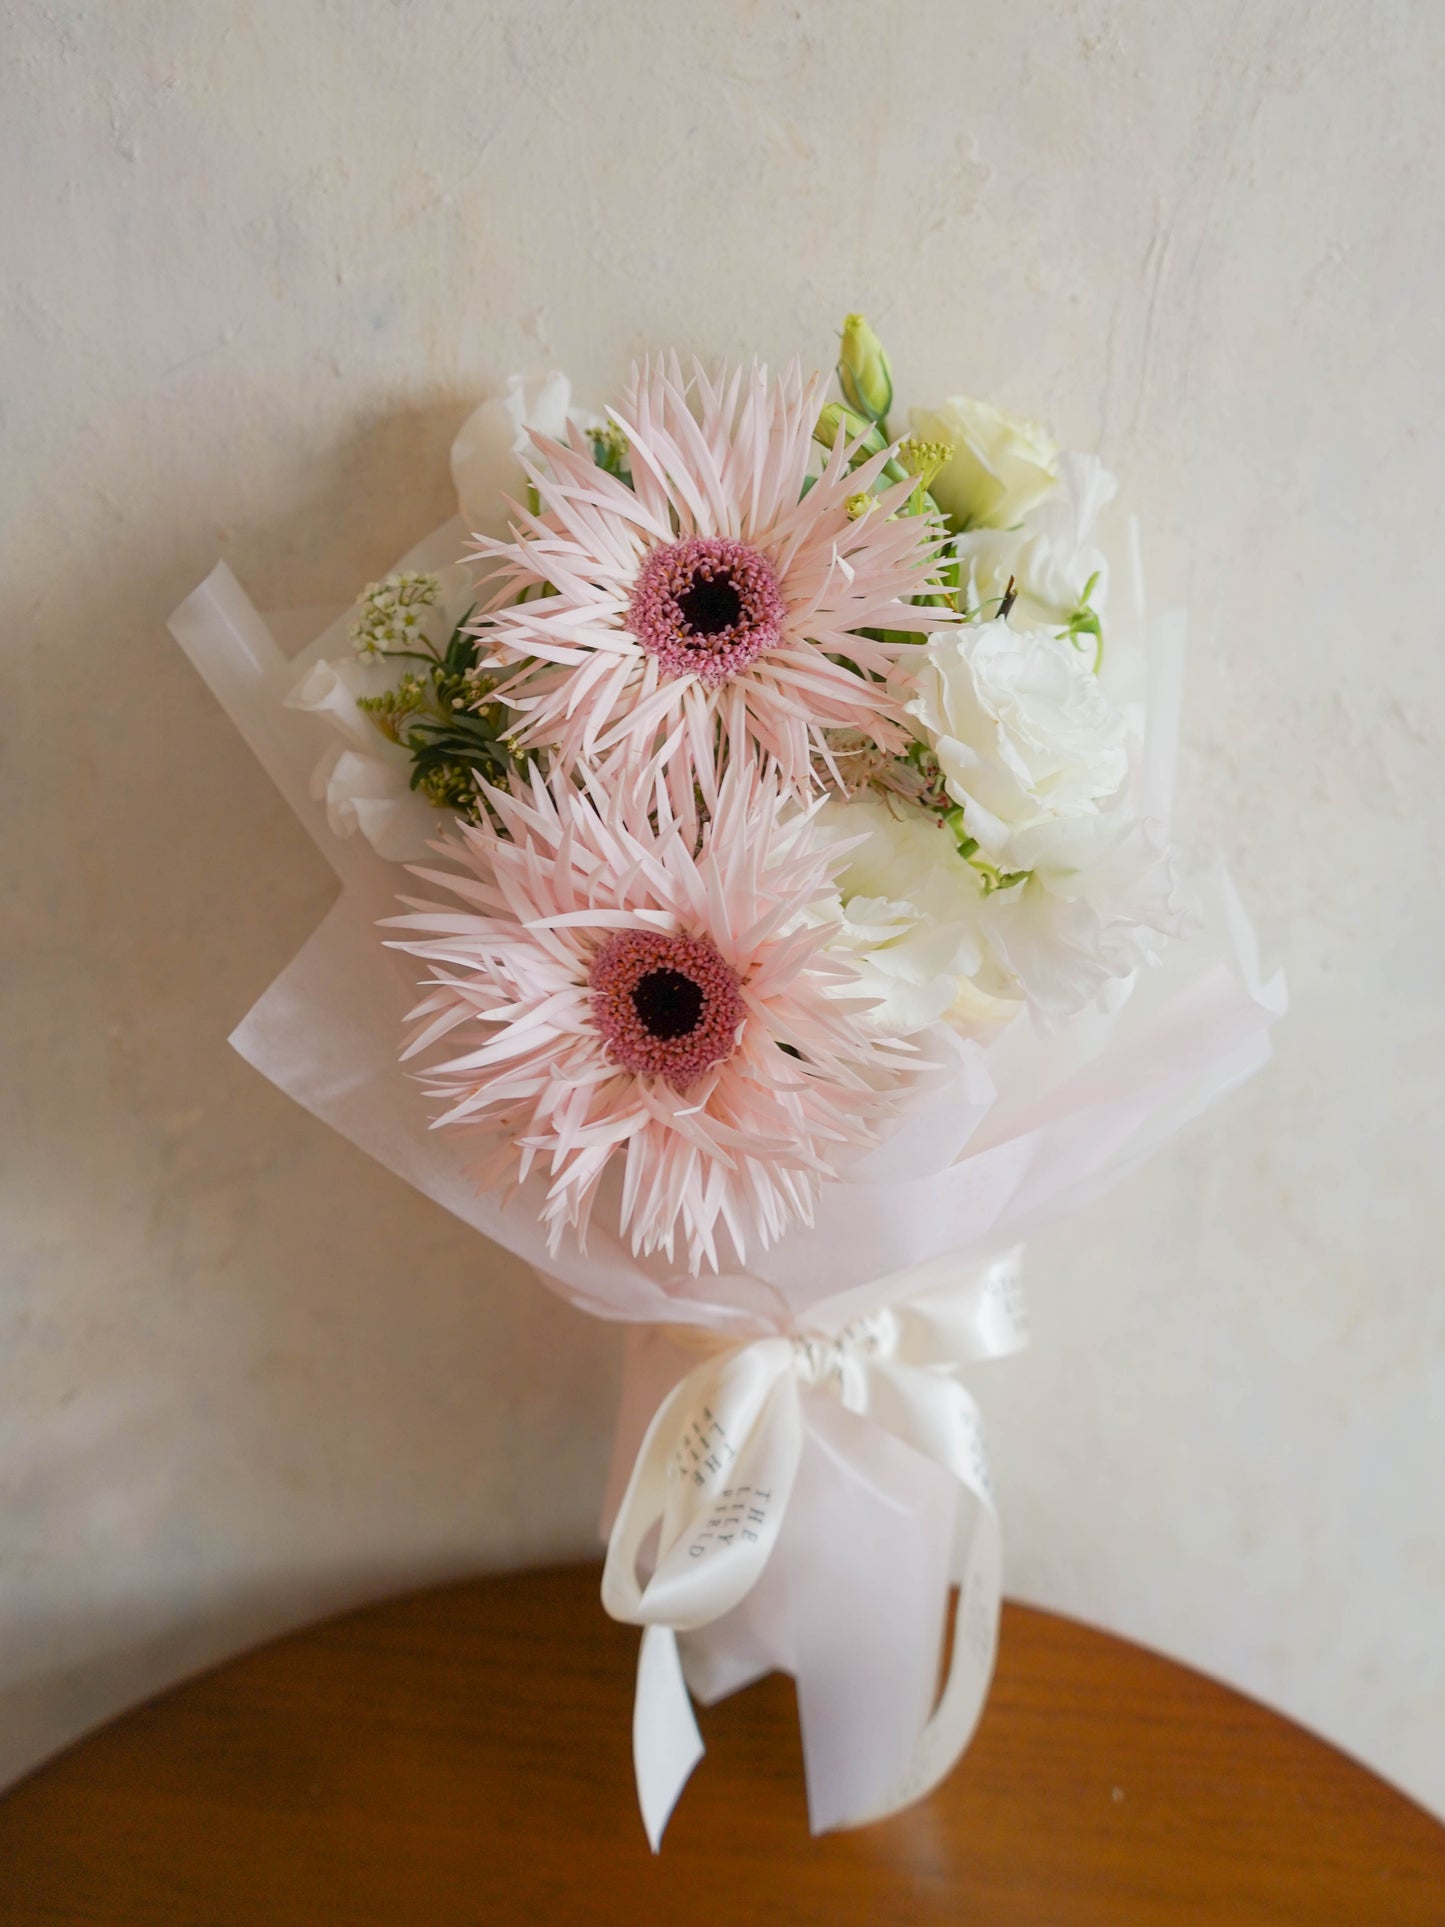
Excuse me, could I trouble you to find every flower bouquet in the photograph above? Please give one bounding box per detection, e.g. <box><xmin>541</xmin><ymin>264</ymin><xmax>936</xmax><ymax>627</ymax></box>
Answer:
<box><xmin>171</xmin><ymin>315</ymin><xmax>1282</xmax><ymax>1846</ymax></box>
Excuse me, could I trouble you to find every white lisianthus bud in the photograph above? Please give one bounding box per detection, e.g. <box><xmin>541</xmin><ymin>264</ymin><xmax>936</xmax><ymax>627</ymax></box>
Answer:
<box><xmin>910</xmin><ymin>396</ymin><xmax>1059</xmax><ymax>530</ymax></box>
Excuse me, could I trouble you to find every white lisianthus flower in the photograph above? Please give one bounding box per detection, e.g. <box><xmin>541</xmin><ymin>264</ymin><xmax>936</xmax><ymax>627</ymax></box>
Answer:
<box><xmin>977</xmin><ymin>812</ymin><xmax>1191</xmax><ymax>1021</ymax></box>
<box><xmin>954</xmin><ymin>453</ymin><xmax>1115</xmax><ymax>632</ymax></box>
<box><xmin>910</xmin><ymin>396</ymin><xmax>1058</xmax><ymax>530</ymax></box>
<box><xmin>893</xmin><ymin>616</ymin><xmax>1192</xmax><ymax>1020</ymax></box>
<box><xmin>815</xmin><ymin>781</ymin><xmax>1187</xmax><ymax>1031</ymax></box>
<box><xmin>451</xmin><ymin>372</ymin><xmax>589</xmax><ymax>542</ymax></box>
<box><xmin>810</xmin><ymin>794</ymin><xmax>1020</xmax><ymax>1036</ymax></box>
<box><xmin>908</xmin><ymin>620</ymin><xmax>1129</xmax><ymax>871</ymax></box>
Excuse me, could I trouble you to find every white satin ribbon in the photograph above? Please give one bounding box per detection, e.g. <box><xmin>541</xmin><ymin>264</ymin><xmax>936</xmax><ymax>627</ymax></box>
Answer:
<box><xmin>601</xmin><ymin>1249</ymin><xmax>1028</xmax><ymax>1848</ymax></box>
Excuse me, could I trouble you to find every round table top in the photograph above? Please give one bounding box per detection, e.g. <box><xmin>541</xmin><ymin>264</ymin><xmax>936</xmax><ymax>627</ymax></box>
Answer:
<box><xmin>3</xmin><ymin>1564</ymin><xmax>1442</xmax><ymax>1924</ymax></box>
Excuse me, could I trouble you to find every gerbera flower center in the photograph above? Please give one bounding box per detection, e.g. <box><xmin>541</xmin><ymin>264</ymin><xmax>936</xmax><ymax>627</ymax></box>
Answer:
<box><xmin>589</xmin><ymin>928</ymin><xmax>746</xmax><ymax>1091</ymax></box>
<box><xmin>627</xmin><ymin>535</ymin><xmax>785</xmax><ymax>686</ymax></box>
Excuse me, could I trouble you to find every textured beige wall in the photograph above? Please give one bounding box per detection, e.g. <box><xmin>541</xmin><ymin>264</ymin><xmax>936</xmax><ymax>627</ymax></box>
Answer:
<box><xmin>4</xmin><ymin>0</ymin><xmax>1443</xmax><ymax>1816</ymax></box>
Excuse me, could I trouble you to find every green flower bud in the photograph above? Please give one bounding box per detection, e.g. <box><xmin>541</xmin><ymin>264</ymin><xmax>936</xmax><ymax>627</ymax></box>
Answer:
<box><xmin>837</xmin><ymin>312</ymin><xmax>894</xmax><ymax>425</ymax></box>
<box><xmin>814</xmin><ymin>402</ymin><xmax>886</xmax><ymax>459</ymax></box>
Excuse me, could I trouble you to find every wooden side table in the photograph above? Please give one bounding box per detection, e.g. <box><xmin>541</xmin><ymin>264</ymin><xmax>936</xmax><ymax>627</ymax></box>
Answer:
<box><xmin>2</xmin><ymin>1565</ymin><xmax>1442</xmax><ymax>1923</ymax></box>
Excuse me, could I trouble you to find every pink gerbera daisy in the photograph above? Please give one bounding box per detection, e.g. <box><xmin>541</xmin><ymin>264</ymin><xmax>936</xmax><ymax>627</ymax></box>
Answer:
<box><xmin>387</xmin><ymin>762</ymin><xmax>922</xmax><ymax>1273</ymax></box>
<box><xmin>467</xmin><ymin>358</ymin><xmax>949</xmax><ymax>798</ymax></box>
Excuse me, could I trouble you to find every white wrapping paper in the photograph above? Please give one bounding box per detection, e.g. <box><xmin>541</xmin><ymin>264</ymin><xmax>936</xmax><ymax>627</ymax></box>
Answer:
<box><xmin>170</xmin><ymin>522</ymin><xmax>1284</xmax><ymax>1844</ymax></box>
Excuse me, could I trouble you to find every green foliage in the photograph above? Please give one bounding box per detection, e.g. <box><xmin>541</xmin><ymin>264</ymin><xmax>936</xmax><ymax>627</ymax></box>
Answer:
<box><xmin>356</xmin><ymin>608</ymin><xmax>527</xmax><ymax>823</ymax></box>
<box><xmin>1059</xmin><ymin>570</ymin><xmax>1105</xmax><ymax>672</ymax></box>
<box><xmin>942</xmin><ymin>805</ymin><xmax>1031</xmax><ymax>894</ymax></box>
<box><xmin>589</xmin><ymin>422</ymin><xmax>633</xmax><ymax>484</ymax></box>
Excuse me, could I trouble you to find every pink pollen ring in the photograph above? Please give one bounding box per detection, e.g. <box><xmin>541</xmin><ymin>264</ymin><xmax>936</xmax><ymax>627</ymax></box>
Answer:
<box><xmin>589</xmin><ymin>928</ymin><xmax>746</xmax><ymax>1090</ymax></box>
<box><xmin>626</xmin><ymin>535</ymin><xmax>785</xmax><ymax>685</ymax></box>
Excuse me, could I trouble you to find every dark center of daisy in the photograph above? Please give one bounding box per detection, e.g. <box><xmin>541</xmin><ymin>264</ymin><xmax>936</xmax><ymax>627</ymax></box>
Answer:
<box><xmin>626</xmin><ymin>535</ymin><xmax>786</xmax><ymax>687</ymax></box>
<box><xmin>630</xmin><ymin>967</ymin><xmax>704</xmax><ymax>1040</ymax></box>
<box><xmin>590</xmin><ymin>928</ymin><xmax>747</xmax><ymax>1092</ymax></box>
<box><xmin>676</xmin><ymin>569</ymin><xmax>742</xmax><ymax>640</ymax></box>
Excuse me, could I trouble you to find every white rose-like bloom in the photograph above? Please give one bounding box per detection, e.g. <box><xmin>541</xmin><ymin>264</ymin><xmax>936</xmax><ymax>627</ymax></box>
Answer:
<box><xmin>954</xmin><ymin>453</ymin><xmax>1115</xmax><ymax>631</ymax></box>
<box><xmin>812</xmin><ymin>784</ymin><xmax>1185</xmax><ymax>1030</ymax></box>
<box><xmin>897</xmin><ymin>617</ymin><xmax>1191</xmax><ymax>1020</ymax></box>
<box><xmin>451</xmin><ymin>372</ymin><xmax>587</xmax><ymax>542</ymax></box>
<box><xmin>910</xmin><ymin>396</ymin><xmax>1059</xmax><ymax>530</ymax></box>
<box><xmin>908</xmin><ymin>619</ymin><xmax>1129</xmax><ymax>871</ymax></box>
<box><xmin>810</xmin><ymin>794</ymin><xmax>1020</xmax><ymax>1036</ymax></box>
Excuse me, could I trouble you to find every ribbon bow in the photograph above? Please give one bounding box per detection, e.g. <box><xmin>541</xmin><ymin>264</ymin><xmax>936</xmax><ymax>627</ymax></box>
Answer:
<box><xmin>602</xmin><ymin>1249</ymin><xmax>1027</xmax><ymax>1847</ymax></box>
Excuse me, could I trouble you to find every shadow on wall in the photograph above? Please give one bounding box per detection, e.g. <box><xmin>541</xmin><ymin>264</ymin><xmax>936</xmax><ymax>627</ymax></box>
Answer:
<box><xmin>2</xmin><ymin>395</ymin><xmax>623</xmax><ymax>1795</ymax></box>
